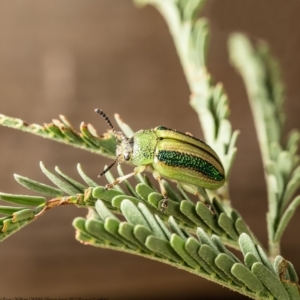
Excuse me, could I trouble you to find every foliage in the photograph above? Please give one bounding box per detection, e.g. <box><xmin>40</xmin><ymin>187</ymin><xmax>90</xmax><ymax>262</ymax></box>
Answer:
<box><xmin>0</xmin><ymin>0</ymin><xmax>299</xmax><ymax>299</ymax></box>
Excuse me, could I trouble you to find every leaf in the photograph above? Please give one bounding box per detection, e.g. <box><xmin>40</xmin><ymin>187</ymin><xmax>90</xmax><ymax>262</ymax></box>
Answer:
<box><xmin>77</xmin><ymin>163</ymin><xmax>98</xmax><ymax>188</ymax></box>
<box><xmin>196</xmin><ymin>227</ymin><xmax>219</xmax><ymax>252</ymax></box>
<box><xmin>55</xmin><ymin>166</ymin><xmax>86</xmax><ymax>191</ymax></box>
<box><xmin>274</xmin><ymin>195</ymin><xmax>300</xmax><ymax>242</ymax></box>
<box><xmin>92</xmin><ymin>186</ymin><xmax>123</xmax><ymax>203</ymax></box>
<box><xmin>114</xmin><ymin>113</ymin><xmax>134</xmax><ymax>137</ymax></box>
<box><xmin>184</xmin><ymin>237</ymin><xmax>213</xmax><ymax>274</ymax></box>
<box><xmin>120</xmin><ymin>200</ymin><xmax>150</xmax><ymax>230</ymax></box>
<box><xmin>198</xmin><ymin>244</ymin><xmax>229</xmax><ymax>281</ymax></box>
<box><xmin>0</xmin><ymin>205</ymin><xmax>25</xmax><ymax>215</ymax></box>
<box><xmin>180</xmin><ymin>200</ymin><xmax>210</xmax><ymax>231</ymax></box>
<box><xmin>137</xmin><ymin>203</ymin><xmax>166</xmax><ymax>240</ymax></box>
<box><xmin>0</xmin><ymin>193</ymin><xmax>46</xmax><ymax>206</ymax></box>
<box><xmin>85</xmin><ymin>219</ymin><xmax>124</xmax><ymax>246</ymax></box>
<box><xmin>135</xmin><ymin>183</ymin><xmax>155</xmax><ymax>201</ymax></box>
<box><xmin>195</xmin><ymin>202</ymin><xmax>223</xmax><ymax>235</ymax></box>
<box><xmin>14</xmin><ymin>174</ymin><xmax>64</xmax><ymax>197</ymax></box>
<box><xmin>168</xmin><ymin>216</ymin><xmax>189</xmax><ymax>240</ymax></box>
<box><xmin>145</xmin><ymin>236</ymin><xmax>182</xmax><ymax>263</ymax></box>
<box><xmin>231</xmin><ymin>263</ymin><xmax>264</xmax><ymax>293</ymax></box>
<box><xmin>40</xmin><ymin>162</ymin><xmax>81</xmax><ymax>195</ymax></box>
<box><xmin>238</xmin><ymin>233</ymin><xmax>262</xmax><ymax>263</ymax></box>
<box><xmin>218</xmin><ymin>212</ymin><xmax>239</xmax><ymax>240</ymax></box>
<box><xmin>170</xmin><ymin>234</ymin><xmax>199</xmax><ymax>268</ymax></box>
<box><xmin>252</xmin><ymin>262</ymin><xmax>289</xmax><ymax>300</ymax></box>
<box><xmin>214</xmin><ymin>254</ymin><xmax>244</xmax><ymax>287</ymax></box>
<box><xmin>95</xmin><ymin>200</ymin><xmax>119</xmax><ymax>221</ymax></box>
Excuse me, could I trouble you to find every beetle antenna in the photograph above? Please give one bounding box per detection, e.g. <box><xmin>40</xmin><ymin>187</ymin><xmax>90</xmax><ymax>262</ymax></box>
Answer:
<box><xmin>94</xmin><ymin>108</ymin><xmax>116</xmax><ymax>133</ymax></box>
<box><xmin>98</xmin><ymin>158</ymin><xmax>118</xmax><ymax>177</ymax></box>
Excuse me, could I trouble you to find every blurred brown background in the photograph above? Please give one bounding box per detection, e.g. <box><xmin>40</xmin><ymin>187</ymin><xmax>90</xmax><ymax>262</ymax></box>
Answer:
<box><xmin>0</xmin><ymin>0</ymin><xmax>299</xmax><ymax>299</ymax></box>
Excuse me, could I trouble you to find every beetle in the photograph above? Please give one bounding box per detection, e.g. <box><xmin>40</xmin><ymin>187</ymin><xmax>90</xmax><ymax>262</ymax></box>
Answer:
<box><xmin>95</xmin><ymin>109</ymin><xmax>225</xmax><ymax>210</ymax></box>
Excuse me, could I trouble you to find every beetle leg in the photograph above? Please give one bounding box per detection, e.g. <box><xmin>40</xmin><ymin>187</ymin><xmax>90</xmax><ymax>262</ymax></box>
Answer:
<box><xmin>152</xmin><ymin>170</ymin><xmax>168</xmax><ymax>211</ymax></box>
<box><xmin>106</xmin><ymin>165</ymin><xmax>146</xmax><ymax>189</ymax></box>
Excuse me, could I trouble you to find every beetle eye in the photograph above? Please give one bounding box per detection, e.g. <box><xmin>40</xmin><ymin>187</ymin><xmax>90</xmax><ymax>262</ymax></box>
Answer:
<box><xmin>124</xmin><ymin>153</ymin><xmax>131</xmax><ymax>161</ymax></box>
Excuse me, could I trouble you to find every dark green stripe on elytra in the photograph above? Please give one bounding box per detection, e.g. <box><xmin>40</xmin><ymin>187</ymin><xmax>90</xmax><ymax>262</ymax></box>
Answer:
<box><xmin>157</xmin><ymin>150</ymin><xmax>224</xmax><ymax>182</ymax></box>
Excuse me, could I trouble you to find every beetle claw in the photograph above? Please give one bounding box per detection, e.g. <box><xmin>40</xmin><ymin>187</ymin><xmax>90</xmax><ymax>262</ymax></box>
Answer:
<box><xmin>105</xmin><ymin>183</ymin><xmax>114</xmax><ymax>190</ymax></box>
<box><xmin>160</xmin><ymin>198</ymin><xmax>168</xmax><ymax>212</ymax></box>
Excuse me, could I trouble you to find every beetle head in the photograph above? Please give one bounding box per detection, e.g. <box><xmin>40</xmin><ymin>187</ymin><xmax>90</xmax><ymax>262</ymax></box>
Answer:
<box><xmin>95</xmin><ymin>109</ymin><xmax>133</xmax><ymax>176</ymax></box>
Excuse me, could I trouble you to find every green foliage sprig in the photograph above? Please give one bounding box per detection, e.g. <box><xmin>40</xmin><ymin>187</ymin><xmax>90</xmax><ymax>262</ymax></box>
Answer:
<box><xmin>0</xmin><ymin>0</ymin><xmax>299</xmax><ymax>299</ymax></box>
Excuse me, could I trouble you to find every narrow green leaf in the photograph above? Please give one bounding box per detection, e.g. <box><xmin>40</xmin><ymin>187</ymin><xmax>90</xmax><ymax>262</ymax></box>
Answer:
<box><xmin>0</xmin><ymin>193</ymin><xmax>46</xmax><ymax>206</ymax></box>
<box><xmin>244</xmin><ymin>252</ymin><xmax>260</xmax><ymax>270</ymax></box>
<box><xmin>95</xmin><ymin>200</ymin><xmax>119</xmax><ymax>221</ymax></box>
<box><xmin>14</xmin><ymin>174</ymin><xmax>64</xmax><ymax>197</ymax></box>
<box><xmin>0</xmin><ymin>218</ymin><xmax>34</xmax><ymax>241</ymax></box>
<box><xmin>198</xmin><ymin>244</ymin><xmax>229</xmax><ymax>281</ymax></box>
<box><xmin>214</xmin><ymin>254</ymin><xmax>244</xmax><ymax>287</ymax></box>
<box><xmin>170</xmin><ymin>234</ymin><xmax>199</xmax><ymax>268</ymax></box>
<box><xmin>281</xmin><ymin>167</ymin><xmax>300</xmax><ymax>213</ymax></box>
<box><xmin>195</xmin><ymin>202</ymin><xmax>223</xmax><ymax>235</ymax></box>
<box><xmin>0</xmin><ymin>206</ymin><xmax>26</xmax><ymax>215</ymax></box>
<box><xmin>277</xmin><ymin>151</ymin><xmax>293</xmax><ymax>181</ymax></box>
<box><xmin>104</xmin><ymin>219</ymin><xmax>142</xmax><ymax>251</ymax></box>
<box><xmin>2</xmin><ymin>219</ymin><xmax>22</xmax><ymax>232</ymax></box>
<box><xmin>85</xmin><ymin>219</ymin><xmax>124</xmax><ymax>246</ymax></box>
<box><xmin>118</xmin><ymin>222</ymin><xmax>141</xmax><ymax>250</ymax></box>
<box><xmin>286</xmin><ymin>130</ymin><xmax>300</xmax><ymax>155</ymax></box>
<box><xmin>194</xmin><ymin>18</ymin><xmax>209</xmax><ymax>68</ymax></box>
<box><xmin>282</xmin><ymin>282</ymin><xmax>300</xmax><ymax>300</ymax></box>
<box><xmin>252</xmin><ymin>262</ymin><xmax>289</xmax><ymax>300</ymax></box>
<box><xmin>55</xmin><ymin>166</ymin><xmax>86</xmax><ymax>191</ymax></box>
<box><xmin>162</xmin><ymin>199</ymin><xmax>195</xmax><ymax>227</ymax></box>
<box><xmin>145</xmin><ymin>235</ymin><xmax>182</xmax><ymax>263</ymax></box>
<box><xmin>137</xmin><ymin>203</ymin><xmax>166</xmax><ymax>240</ymax></box>
<box><xmin>238</xmin><ymin>233</ymin><xmax>262</xmax><ymax>263</ymax></box>
<box><xmin>231</xmin><ymin>263</ymin><xmax>264</xmax><ymax>293</ymax></box>
<box><xmin>72</xmin><ymin>217</ymin><xmax>86</xmax><ymax>232</ymax></box>
<box><xmin>235</xmin><ymin>218</ymin><xmax>252</xmax><ymax>237</ymax></box>
<box><xmin>59</xmin><ymin>125</ymin><xmax>83</xmax><ymax>143</ymax></box>
<box><xmin>168</xmin><ymin>216</ymin><xmax>189</xmax><ymax>240</ymax></box>
<box><xmin>77</xmin><ymin>164</ymin><xmax>98</xmax><ymax>188</ymax></box>
<box><xmin>120</xmin><ymin>200</ymin><xmax>150</xmax><ymax>230</ymax></box>
<box><xmin>211</xmin><ymin>197</ymin><xmax>226</xmax><ymax>216</ymax></box>
<box><xmin>256</xmin><ymin>245</ymin><xmax>276</xmax><ymax>275</ymax></box>
<box><xmin>133</xmin><ymin>224</ymin><xmax>153</xmax><ymax>245</ymax></box>
<box><xmin>196</xmin><ymin>227</ymin><xmax>219</xmax><ymax>253</ymax></box>
<box><xmin>12</xmin><ymin>209</ymin><xmax>34</xmax><ymax>223</ymax></box>
<box><xmin>274</xmin><ymin>195</ymin><xmax>300</xmax><ymax>242</ymax></box>
<box><xmin>135</xmin><ymin>183</ymin><xmax>155</xmax><ymax>201</ymax></box>
<box><xmin>111</xmin><ymin>195</ymin><xmax>142</xmax><ymax>208</ymax></box>
<box><xmin>211</xmin><ymin>235</ymin><xmax>240</xmax><ymax>263</ymax></box>
<box><xmin>154</xmin><ymin>215</ymin><xmax>171</xmax><ymax>240</ymax></box>
<box><xmin>185</xmin><ymin>237</ymin><xmax>213</xmax><ymax>274</ymax></box>
<box><xmin>218</xmin><ymin>212</ymin><xmax>239</xmax><ymax>240</ymax></box>
<box><xmin>147</xmin><ymin>192</ymin><xmax>163</xmax><ymax>208</ymax></box>
<box><xmin>286</xmin><ymin>261</ymin><xmax>299</xmax><ymax>283</ymax></box>
<box><xmin>44</xmin><ymin>122</ymin><xmax>65</xmax><ymax>139</ymax></box>
<box><xmin>114</xmin><ymin>113</ymin><xmax>134</xmax><ymax>137</ymax></box>
<box><xmin>40</xmin><ymin>162</ymin><xmax>81</xmax><ymax>195</ymax></box>
<box><xmin>180</xmin><ymin>200</ymin><xmax>210</xmax><ymax>231</ymax></box>
<box><xmin>75</xmin><ymin>230</ymin><xmax>104</xmax><ymax>246</ymax></box>
<box><xmin>92</xmin><ymin>186</ymin><xmax>123</xmax><ymax>202</ymax></box>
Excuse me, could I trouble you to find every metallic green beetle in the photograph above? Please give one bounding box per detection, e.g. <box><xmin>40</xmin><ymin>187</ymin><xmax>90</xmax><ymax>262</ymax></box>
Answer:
<box><xmin>95</xmin><ymin>109</ymin><xmax>225</xmax><ymax>209</ymax></box>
